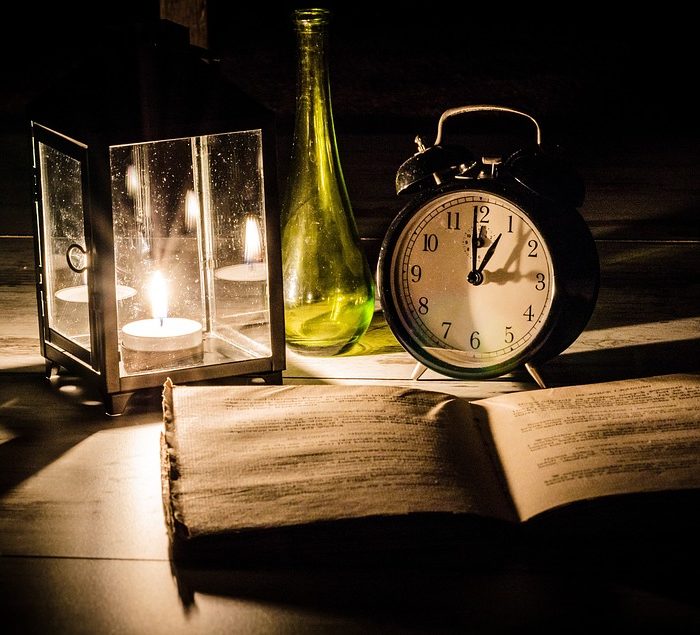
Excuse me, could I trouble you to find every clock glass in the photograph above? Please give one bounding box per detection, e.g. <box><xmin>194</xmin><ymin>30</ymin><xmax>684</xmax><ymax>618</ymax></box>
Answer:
<box><xmin>386</xmin><ymin>190</ymin><xmax>555</xmax><ymax>375</ymax></box>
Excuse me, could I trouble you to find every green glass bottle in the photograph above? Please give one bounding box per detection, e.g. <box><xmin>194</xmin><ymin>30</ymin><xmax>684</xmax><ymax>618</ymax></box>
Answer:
<box><xmin>281</xmin><ymin>7</ymin><xmax>375</xmax><ymax>355</ymax></box>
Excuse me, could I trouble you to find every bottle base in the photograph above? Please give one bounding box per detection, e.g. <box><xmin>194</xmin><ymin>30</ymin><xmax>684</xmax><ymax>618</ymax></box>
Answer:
<box><xmin>286</xmin><ymin>336</ymin><xmax>362</xmax><ymax>357</ymax></box>
<box><xmin>283</xmin><ymin>296</ymin><xmax>375</xmax><ymax>357</ymax></box>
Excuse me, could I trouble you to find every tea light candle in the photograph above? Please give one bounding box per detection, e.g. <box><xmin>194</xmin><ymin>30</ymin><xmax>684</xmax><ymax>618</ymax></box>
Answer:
<box><xmin>120</xmin><ymin>271</ymin><xmax>203</xmax><ymax>372</ymax></box>
<box><xmin>121</xmin><ymin>316</ymin><xmax>203</xmax><ymax>352</ymax></box>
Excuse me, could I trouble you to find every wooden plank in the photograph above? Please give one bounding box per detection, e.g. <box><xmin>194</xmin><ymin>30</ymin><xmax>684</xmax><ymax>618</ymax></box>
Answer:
<box><xmin>0</xmin><ymin>558</ymin><xmax>189</xmax><ymax>632</ymax></box>
<box><xmin>0</xmin><ymin>373</ymin><xmax>166</xmax><ymax>559</ymax></box>
<box><xmin>9</xmin><ymin>554</ymin><xmax>694</xmax><ymax>634</ymax></box>
<box><xmin>0</xmin><ymin>236</ymin><xmax>35</xmax><ymax>285</ymax></box>
<box><xmin>2</xmin><ymin>239</ymin><xmax>698</xmax><ymax>378</ymax></box>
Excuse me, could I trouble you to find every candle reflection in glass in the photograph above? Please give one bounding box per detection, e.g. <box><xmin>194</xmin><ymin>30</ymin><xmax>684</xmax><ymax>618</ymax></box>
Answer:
<box><xmin>216</xmin><ymin>216</ymin><xmax>267</xmax><ymax>283</ymax></box>
<box><xmin>213</xmin><ymin>216</ymin><xmax>268</xmax><ymax>326</ymax></box>
<box><xmin>185</xmin><ymin>189</ymin><xmax>199</xmax><ymax>233</ymax></box>
<box><xmin>52</xmin><ymin>244</ymin><xmax>136</xmax><ymax>347</ymax></box>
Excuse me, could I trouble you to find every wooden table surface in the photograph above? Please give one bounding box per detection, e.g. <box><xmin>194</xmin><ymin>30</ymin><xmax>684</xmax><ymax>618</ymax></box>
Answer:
<box><xmin>1</xmin><ymin>129</ymin><xmax>699</xmax><ymax>633</ymax></box>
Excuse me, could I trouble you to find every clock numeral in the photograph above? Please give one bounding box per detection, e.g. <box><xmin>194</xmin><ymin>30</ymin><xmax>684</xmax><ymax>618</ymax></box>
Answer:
<box><xmin>447</xmin><ymin>211</ymin><xmax>460</xmax><ymax>230</ymax></box>
<box><xmin>442</xmin><ymin>321</ymin><xmax>452</xmax><ymax>338</ymax></box>
<box><xmin>505</xmin><ymin>325</ymin><xmax>514</xmax><ymax>344</ymax></box>
<box><xmin>423</xmin><ymin>233</ymin><xmax>439</xmax><ymax>252</ymax></box>
<box><xmin>410</xmin><ymin>264</ymin><xmax>422</xmax><ymax>282</ymax></box>
<box><xmin>528</xmin><ymin>239</ymin><xmax>538</xmax><ymax>257</ymax></box>
<box><xmin>473</xmin><ymin>205</ymin><xmax>490</xmax><ymax>223</ymax></box>
<box><xmin>535</xmin><ymin>272</ymin><xmax>546</xmax><ymax>290</ymax></box>
<box><xmin>507</xmin><ymin>215</ymin><xmax>514</xmax><ymax>233</ymax></box>
<box><xmin>523</xmin><ymin>305</ymin><xmax>534</xmax><ymax>322</ymax></box>
<box><xmin>418</xmin><ymin>297</ymin><xmax>429</xmax><ymax>315</ymax></box>
<box><xmin>470</xmin><ymin>331</ymin><xmax>481</xmax><ymax>349</ymax></box>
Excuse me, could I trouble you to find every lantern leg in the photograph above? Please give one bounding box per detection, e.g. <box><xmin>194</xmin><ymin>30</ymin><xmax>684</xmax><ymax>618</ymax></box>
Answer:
<box><xmin>45</xmin><ymin>361</ymin><xmax>60</xmax><ymax>379</ymax></box>
<box><xmin>256</xmin><ymin>371</ymin><xmax>283</xmax><ymax>385</ymax></box>
<box><xmin>105</xmin><ymin>392</ymin><xmax>135</xmax><ymax>417</ymax></box>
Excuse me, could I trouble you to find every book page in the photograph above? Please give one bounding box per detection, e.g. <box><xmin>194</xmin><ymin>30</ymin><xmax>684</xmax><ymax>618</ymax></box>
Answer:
<box><xmin>472</xmin><ymin>373</ymin><xmax>700</xmax><ymax>521</ymax></box>
<box><xmin>163</xmin><ymin>383</ymin><xmax>515</xmax><ymax>538</ymax></box>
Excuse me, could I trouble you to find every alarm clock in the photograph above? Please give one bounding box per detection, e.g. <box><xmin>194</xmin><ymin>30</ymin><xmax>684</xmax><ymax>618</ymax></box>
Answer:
<box><xmin>377</xmin><ymin>105</ymin><xmax>599</xmax><ymax>383</ymax></box>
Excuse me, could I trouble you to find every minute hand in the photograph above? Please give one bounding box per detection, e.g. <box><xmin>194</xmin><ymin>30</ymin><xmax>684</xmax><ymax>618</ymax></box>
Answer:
<box><xmin>470</xmin><ymin>208</ymin><xmax>478</xmax><ymax>274</ymax></box>
<box><xmin>476</xmin><ymin>233</ymin><xmax>502</xmax><ymax>273</ymax></box>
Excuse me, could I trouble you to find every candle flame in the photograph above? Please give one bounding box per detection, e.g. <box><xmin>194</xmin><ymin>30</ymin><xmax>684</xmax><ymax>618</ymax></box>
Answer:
<box><xmin>149</xmin><ymin>271</ymin><xmax>168</xmax><ymax>321</ymax></box>
<box><xmin>244</xmin><ymin>217</ymin><xmax>263</xmax><ymax>264</ymax></box>
<box><xmin>185</xmin><ymin>190</ymin><xmax>199</xmax><ymax>233</ymax></box>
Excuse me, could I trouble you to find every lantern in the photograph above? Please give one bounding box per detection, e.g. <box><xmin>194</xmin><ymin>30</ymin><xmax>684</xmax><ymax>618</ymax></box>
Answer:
<box><xmin>30</xmin><ymin>22</ymin><xmax>285</xmax><ymax>414</ymax></box>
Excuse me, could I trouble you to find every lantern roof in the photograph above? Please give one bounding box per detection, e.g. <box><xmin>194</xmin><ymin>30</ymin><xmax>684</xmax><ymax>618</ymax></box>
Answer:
<box><xmin>29</xmin><ymin>20</ymin><xmax>273</xmax><ymax>147</ymax></box>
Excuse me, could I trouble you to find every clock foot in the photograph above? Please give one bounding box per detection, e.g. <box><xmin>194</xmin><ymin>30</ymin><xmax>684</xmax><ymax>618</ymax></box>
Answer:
<box><xmin>524</xmin><ymin>363</ymin><xmax>547</xmax><ymax>388</ymax></box>
<box><xmin>411</xmin><ymin>362</ymin><xmax>428</xmax><ymax>380</ymax></box>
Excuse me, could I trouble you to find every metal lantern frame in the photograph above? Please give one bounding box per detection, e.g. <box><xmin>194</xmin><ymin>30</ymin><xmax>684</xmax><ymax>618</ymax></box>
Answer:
<box><xmin>30</xmin><ymin>21</ymin><xmax>285</xmax><ymax>414</ymax></box>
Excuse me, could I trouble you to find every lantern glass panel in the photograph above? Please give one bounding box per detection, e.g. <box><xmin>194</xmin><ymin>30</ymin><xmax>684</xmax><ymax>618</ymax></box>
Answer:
<box><xmin>37</xmin><ymin>141</ymin><xmax>92</xmax><ymax>353</ymax></box>
<box><xmin>110</xmin><ymin>129</ymin><xmax>272</xmax><ymax>376</ymax></box>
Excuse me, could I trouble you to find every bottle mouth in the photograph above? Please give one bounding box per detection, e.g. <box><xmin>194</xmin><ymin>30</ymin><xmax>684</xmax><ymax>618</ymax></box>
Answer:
<box><xmin>294</xmin><ymin>7</ymin><xmax>330</xmax><ymax>29</ymax></box>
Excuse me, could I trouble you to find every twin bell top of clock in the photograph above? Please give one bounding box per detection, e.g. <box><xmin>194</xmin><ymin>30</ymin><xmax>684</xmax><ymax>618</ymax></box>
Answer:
<box><xmin>395</xmin><ymin>104</ymin><xmax>585</xmax><ymax>209</ymax></box>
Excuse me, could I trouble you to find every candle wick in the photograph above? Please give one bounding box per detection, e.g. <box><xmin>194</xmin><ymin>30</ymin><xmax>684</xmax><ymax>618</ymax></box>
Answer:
<box><xmin>159</xmin><ymin>317</ymin><xmax>164</xmax><ymax>327</ymax></box>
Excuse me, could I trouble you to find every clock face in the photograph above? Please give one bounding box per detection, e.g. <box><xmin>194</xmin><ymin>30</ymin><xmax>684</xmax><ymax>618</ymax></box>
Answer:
<box><xmin>385</xmin><ymin>190</ymin><xmax>556</xmax><ymax>375</ymax></box>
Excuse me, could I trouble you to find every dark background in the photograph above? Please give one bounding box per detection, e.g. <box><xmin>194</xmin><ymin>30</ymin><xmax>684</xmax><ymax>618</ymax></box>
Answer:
<box><xmin>1</xmin><ymin>2</ymin><xmax>697</xmax><ymax>239</ymax></box>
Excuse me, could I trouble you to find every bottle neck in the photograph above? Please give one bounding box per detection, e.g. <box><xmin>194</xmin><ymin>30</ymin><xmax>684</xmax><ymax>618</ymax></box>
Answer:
<box><xmin>293</xmin><ymin>19</ymin><xmax>334</xmax><ymax>139</ymax></box>
<box><xmin>284</xmin><ymin>9</ymin><xmax>352</xmax><ymax>225</ymax></box>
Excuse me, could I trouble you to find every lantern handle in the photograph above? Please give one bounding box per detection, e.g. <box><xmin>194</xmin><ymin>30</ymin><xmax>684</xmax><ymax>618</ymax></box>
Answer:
<box><xmin>66</xmin><ymin>243</ymin><xmax>88</xmax><ymax>273</ymax></box>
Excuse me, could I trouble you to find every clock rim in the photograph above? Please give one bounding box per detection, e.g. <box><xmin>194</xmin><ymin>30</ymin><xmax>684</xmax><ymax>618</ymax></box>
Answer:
<box><xmin>377</xmin><ymin>180</ymin><xmax>599</xmax><ymax>379</ymax></box>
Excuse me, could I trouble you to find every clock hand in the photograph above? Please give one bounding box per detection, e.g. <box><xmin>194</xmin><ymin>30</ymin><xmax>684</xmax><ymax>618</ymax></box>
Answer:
<box><xmin>477</xmin><ymin>233</ymin><xmax>502</xmax><ymax>273</ymax></box>
<box><xmin>468</xmin><ymin>233</ymin><xmax>502</xmax><ymax>286</ymax></box>
<box><xmin>470</xmin><ymin>207</ymin><xmax>478</xmax><ymax>274</ymax></box>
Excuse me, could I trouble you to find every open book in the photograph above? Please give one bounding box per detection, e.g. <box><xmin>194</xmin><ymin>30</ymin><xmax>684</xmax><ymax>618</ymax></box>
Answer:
<box><xmin>161</xmin><ymin>373</ymin><xmax>700</xmax><ymax>563</ymax></box>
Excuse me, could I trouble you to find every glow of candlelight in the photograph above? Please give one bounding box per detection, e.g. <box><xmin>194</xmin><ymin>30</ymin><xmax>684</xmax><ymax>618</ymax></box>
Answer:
<box><xmin>149</xmin><ymin>271</ymin><xmax>168</xmax><ymax>322</ymax></box>
<box><xmin>185</xmin><ymin>190</ymin><xmax>199</xmax><ymax>233</ymax></box>
<box><xmin>244</xmin><ymin>217</ymin><xmax>263</xmax><ymax>264</ymax></box>
<box><xmin>126</xmin><ymin>164</ymin><xmax>139</xmax><ymax>197</ymax></box>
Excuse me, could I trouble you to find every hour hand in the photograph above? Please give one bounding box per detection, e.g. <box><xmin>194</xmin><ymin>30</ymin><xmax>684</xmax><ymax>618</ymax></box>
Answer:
<box><xmin>467</xmin><ymin>233</ymin><xmax>502</xmax><ymax>286</ymax></box>
<box><xmin>477</xmin><ymin>233</ymin><xmax>501</xmax><ymax>273</ymax></box>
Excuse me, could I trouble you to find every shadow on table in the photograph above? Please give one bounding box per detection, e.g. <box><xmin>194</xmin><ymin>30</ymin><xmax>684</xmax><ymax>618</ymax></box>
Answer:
<box><xmin>541</xmin><ymin>337</ymin><xmax>700</xmax><ymax>387</ymax></box>
<box><xmin>0</xmin><ymin>373</ymin><xmax>161</xmax><ymax>495</ymax></box>
<box><xmin>168</xmin><ymin>494</ymin><xmax>700</xmax><ymax>633</ymax></box>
